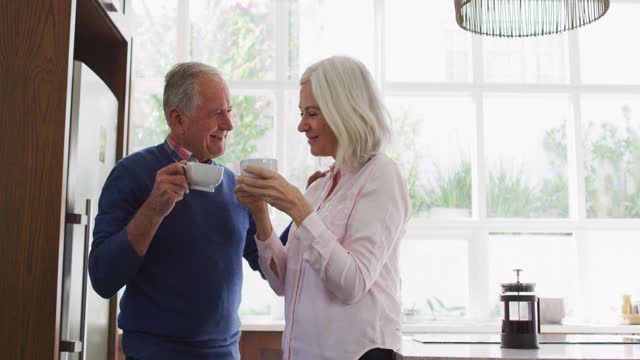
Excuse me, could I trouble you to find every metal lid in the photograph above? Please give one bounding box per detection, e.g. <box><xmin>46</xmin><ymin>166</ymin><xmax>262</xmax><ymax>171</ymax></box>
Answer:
<box><xmin>501</xmin><ymin>269</ymin><xmax>536</xmax><ymax>293</ymax></box>
<box><xmin>501</xmin><ymin>282</ymin><xmax>536</xmax><ymax>293</ymax></box>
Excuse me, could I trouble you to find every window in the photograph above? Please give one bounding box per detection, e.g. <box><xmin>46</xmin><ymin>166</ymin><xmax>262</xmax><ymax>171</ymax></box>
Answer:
<box><xmin>130</xmin><ymin>0</ymin><xmax>640</xmax><ymax>328</ymax></box>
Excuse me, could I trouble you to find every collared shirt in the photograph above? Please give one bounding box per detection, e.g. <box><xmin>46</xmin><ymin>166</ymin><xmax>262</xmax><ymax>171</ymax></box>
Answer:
<box><xmin>165</xmin><ymin>135</ymin><xmax>212</xmax><ymax>164</ymax></box>
<box><xmin>255</xmin><ymin>153</ymin><xmax>411</xmax><ymax>360</ymax></box>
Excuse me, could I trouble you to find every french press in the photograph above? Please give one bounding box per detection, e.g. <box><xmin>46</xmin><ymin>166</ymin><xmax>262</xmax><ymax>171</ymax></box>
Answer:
<box><xmin>500</xmin><ymin>269</ymin><xmax>539</xmax><ymax>349</ymax></box>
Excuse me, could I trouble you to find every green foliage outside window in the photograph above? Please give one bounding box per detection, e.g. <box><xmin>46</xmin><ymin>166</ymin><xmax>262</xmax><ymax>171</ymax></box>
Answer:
<box><xmin>584</xmin><ymin>105</ymin><xmax>640</xmax><ymax>217</ymax></box>
<box><xmin>192</xmin><ymin>1</ymin><xmax>273</xmax><ymax>168</ymax></box>
<box><xmin>131</xmin><ymin>1</ymin><xmax>272</xmax><ymax>165</ymax></box>
<box><xmin>426</xmin><ymin>160</ymin><xmax>472</xmax><ymax>211</ymax></box>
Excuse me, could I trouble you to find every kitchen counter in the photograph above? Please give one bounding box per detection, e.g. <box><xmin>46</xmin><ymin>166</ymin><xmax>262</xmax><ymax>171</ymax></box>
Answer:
<box><xmin>395</xmin><ymin>335</ymin><xmax>640</xmax><ymax>359</ymax></box>
<box><xmin>239</xmin><ymin>320</ymin><xmax>640</xmax><ymax>359</ymax></box>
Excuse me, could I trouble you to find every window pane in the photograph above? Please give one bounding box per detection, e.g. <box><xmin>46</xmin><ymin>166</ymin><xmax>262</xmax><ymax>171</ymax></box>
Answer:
<box><xmin>385</xmin><ymin>1</ymin><xmax>472</xmax><ymax>82</ymax></box>
<box><xmin>190</xmin><ymin>0</ymin><xmax>275</xmax><ymax>80</ymax></box>
<box><xmin>482</xmin><ymin>35</ymin><xmax>569</xmax><ymax>84</ymax></box>
<box><xmin>488</xmin><ymin>233</ymin><xmax>579</xmax><ymax>320</ymax></box>
<box><xmin>387</xmin><ymin>96</ymin><xmax>475</xmax><ymax>219</ymax></box>
<box><xmin>586</xmin><ymin>231</ymin><xmax>640</xmax><ymax>323</ymax></box>
<box><xmin>400</xmin><ymin>239</ymin><xmax>468</xmax><ymax>322</ymax></box>
<box><xmin>129</xmin><ymin>87</ymin><xmax>169</xmax><ymax>153</ymax></box>
<box><xmin>582</xmin><ymin>95</ymin><xmax>640</xmax><ymax>218</ymax></box>
<box><xmin>132</xmin><ymin>0</ymin><xmax>178</xmax><ymax>79</ymax></box>
<box><xmin>289</xmin><ymin>0</ymin><xmax>374</xmax><ymax>80</ymax></box>
<box><xmin>217</xmin><ymin>94</ymin><xmax>275</xmax><ymax>170</ymax></box>
<box><xmin>240</xmin><ymin>261</ymin><xmax>282</xmax><ymax>320</ymax></box>
<box><xmin>579</xmin><ymin>2</ymin><xmax>640</xmax><ymax>84</ymax></box>
<box><xmin>484</xmin><ymin>95</ymin><xmax>571</xmax><ymax>218</ymax></box>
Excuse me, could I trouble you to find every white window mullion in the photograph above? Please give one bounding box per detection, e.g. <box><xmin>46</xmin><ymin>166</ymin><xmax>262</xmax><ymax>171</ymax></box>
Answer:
<box><xmin>373</xmin><ymin>0</ymin><xmax>385</xmax><ymax>87</ymax></box>
<box><xmin>468</xmin><ymin>31</ymin><xmax>489</xmax><ymax>322</ymax></box>
<box><xmin>567</xmin><ymin>31</ymin><xmax>587</xmax><ymax>221</ymax></box>
<box><xmin>176</xmin><ymin>0</ymin><xmax>190</xmax><ymax>62</ymax></box>
<box><xmin>274</xmin><ymin>0</ymin><xmax>288</xmax><ymax>171</ymax></box>
<box><xmin>468</xmin><ymin>229</ymin><xmax>489</xmax><ymax>320</ymax></box>
<box><xmin>568</xmin><ymin>30</ymin><xmax>591</xmax><ymax>325</ymax></box>
<box><xmin>471</xmin><ymin>34</ymin><xmax>486</xmax><ymax>221</ymax></box>
<box><xmin>574</xmin><ymin>229</ymin><xmax>592</xmax><ymax>322</ymax></box>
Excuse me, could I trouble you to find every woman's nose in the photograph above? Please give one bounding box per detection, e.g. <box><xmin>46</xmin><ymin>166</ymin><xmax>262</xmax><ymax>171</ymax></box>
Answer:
<box><xmin>297</xmin><ymin>117</ymin><xmax>308</xmax><ymax>133</ymax></box>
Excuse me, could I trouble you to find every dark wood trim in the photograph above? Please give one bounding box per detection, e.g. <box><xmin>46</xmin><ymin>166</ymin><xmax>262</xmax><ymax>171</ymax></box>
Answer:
<box><xmin>239</xmin><ymin>331</ymin><xmax>283</xmax><ymax>360</ymax></box>
<box><xmin>0</xmin><ymin>0</ymin><xmax>76</xmax><ymax>359</ymax></box>
<box><xmin>76</xmin><ymin>0</ymin><xmax>125</xmax><ymax>43</ymax></box>
<box><xmin>0</xmin><ymin>0</ymin><xmax>131</xmax><ymax>358</ymax></box>
<box><xmin>74</xmin><ymin>1</ymin><xmax>133</xmax><ymax>358</ymax></box>
<box><xmin>108</xmin><ymin>297</ymin><xmax>119</xmax><ymax>359</ymax></box>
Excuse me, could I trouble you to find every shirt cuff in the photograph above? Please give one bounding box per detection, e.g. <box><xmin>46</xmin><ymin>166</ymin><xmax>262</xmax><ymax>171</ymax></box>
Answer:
<box><xmin>255</xmin><ymin>230</ymin><xmax>281</xmax><ymax>260</ymax></box>
<box><xmin>296</xmin><ymin>212</ymin><xmax>335</xmax><ymax>259</ymax></box>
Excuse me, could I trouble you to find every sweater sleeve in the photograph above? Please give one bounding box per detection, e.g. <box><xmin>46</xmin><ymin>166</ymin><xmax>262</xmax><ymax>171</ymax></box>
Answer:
<box><xmin>243</xmin><ymin>215</ymin><xmax>263</xmax><ymax>276</ymax></box>
<box><xmin>88</xmin><ymin>160</ymin><xmax>146</xmax><ymax>299</ymax></box>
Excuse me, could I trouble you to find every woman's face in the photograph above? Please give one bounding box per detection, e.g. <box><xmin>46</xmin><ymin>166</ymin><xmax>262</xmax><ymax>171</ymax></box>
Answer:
<box><xmin>298</xmin><ymin>81</ymin><xmax>338</xmax><ymax>158</ymax></box>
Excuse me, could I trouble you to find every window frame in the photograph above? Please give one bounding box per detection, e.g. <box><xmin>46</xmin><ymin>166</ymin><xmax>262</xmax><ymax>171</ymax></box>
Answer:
<box><xmin>129</xmin><ymin>0</ymin><xmax>640</xmax><ymax>329</ymax></box>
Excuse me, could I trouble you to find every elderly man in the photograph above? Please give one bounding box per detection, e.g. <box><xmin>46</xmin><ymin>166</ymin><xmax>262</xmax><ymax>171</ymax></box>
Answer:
<box><xmin>89</xmin><ymin>62</ymin><xmax>261</xmax><ymax>360</ymax></box>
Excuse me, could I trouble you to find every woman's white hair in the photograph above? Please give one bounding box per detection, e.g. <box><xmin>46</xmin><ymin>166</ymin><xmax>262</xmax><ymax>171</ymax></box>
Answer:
<box><xmin>163</xmin><ymin>62</ymin><xmax>226</xmax><ymax>125</ymax></box>
<box><xmin>300</xmin><ymin>55</ymin><xmax>391</xmax><ymax>171</ymax></box>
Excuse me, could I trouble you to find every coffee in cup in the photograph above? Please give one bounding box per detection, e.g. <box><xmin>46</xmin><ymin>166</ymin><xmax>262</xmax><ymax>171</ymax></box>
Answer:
<box><xmin>183</xmin><ymin>162</ymin><xmax>224</xmax><ymax>192</ymax></box>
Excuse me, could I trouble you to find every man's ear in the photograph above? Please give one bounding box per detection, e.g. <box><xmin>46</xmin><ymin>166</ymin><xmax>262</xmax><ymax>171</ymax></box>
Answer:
<box><xmin>168</xmin><ymin>108</ymin><xmax>183</xmax><ymax>129</ymax></box>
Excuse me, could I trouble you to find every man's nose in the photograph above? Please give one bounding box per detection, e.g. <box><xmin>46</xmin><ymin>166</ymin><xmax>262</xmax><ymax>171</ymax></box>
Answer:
<box><xmin>220</xmin><ymin>111</ymin><xmax>234</xmax><ymax>130</ymax></box>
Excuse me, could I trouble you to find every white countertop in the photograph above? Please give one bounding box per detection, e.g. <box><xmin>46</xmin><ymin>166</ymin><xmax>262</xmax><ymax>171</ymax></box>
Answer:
<box><xmin>395</xmin><ymin>336</ymin><xmax>640</xmax><ymax>360</ymax></box>
<box><xmin>240</xmin><ymin>318</ymin><xmax>640</xmax><ymax>334</ymax></box>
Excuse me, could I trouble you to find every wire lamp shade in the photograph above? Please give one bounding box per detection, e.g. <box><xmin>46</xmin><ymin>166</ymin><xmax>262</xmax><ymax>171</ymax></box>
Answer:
<box><xmin>454</xmin><ymin>0</ymin><xmax>610</xmax><ymax>37</ymax></box>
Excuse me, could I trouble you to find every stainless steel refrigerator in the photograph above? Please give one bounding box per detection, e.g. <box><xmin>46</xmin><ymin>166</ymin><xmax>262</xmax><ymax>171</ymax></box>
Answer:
<box><xmin>59</xmin><ymin>61</ymin><xmax>118</xmax><ymax>360</ymax></box>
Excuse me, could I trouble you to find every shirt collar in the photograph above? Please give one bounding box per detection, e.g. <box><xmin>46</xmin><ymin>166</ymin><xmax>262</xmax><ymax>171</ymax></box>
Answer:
<box><xmin>165</xmin><ymin>135</ymin><xmax>212</xmax><ymax>164</ymax></box>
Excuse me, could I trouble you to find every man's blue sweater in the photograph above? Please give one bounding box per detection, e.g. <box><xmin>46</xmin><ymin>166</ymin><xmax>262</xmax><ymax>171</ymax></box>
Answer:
<box><xmin>88</xmin><ymin>143</ymin><xmax>260</xmax><ymax>359</ymax></box>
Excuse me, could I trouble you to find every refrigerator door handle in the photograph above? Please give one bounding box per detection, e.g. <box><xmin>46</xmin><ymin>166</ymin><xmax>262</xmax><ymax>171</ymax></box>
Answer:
<box><xmin>60</xmin><ymin>340</ymin><xmax>83</xmax><ymax>353</ymax></box>
<box><xmin>66</xmin><ymin>212</ymin><xmax>87</xmax><ymax>225</ymax></box>
<box><xmin>59</xmin><ymin>199</ymin><xmax>92</xmax><ymax>356</ymax></box>
<box><xmin>78</xmin><ymin>198</ymin><xmax>92</xmax><ymax>360</ymax></box>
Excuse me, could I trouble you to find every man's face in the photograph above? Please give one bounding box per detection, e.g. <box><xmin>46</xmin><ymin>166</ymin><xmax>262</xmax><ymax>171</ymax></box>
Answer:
<box><xmin>173</xmin><ymin>75</ymin><xmax>233</xmax><ymax>161</ymax></box>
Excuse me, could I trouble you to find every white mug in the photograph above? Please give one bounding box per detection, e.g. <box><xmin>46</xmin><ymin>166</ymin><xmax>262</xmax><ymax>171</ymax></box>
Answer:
<box><xmin>182</xmin><ymin>162</ymin><xmax>224</xmax><ymax>192</ymax></box>
<box><xmin>239</xmin><ymin>158</ymin><xmax>278</xmax><ymax>178</ymax></box>
<box><xmin>539</xmin><ymin>297</ymin><xmax>565</xmax><ymax>324</ymax></box>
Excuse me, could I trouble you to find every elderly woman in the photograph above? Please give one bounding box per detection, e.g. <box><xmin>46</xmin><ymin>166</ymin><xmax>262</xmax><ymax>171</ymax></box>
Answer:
<box><xmin>235</xmin><ymin>56</ymin><xmax>411</xmax><ymax>360</ymax></box>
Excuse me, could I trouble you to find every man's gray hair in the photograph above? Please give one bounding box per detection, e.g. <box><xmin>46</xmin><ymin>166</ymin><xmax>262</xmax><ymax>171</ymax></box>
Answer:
<box><xmin>163</xmin><ymin>62</ymin><xmax>226</xmax><ymax>125</ymax></box>
<box><xmin>300</xmin><ymin>55</ymin><xmax>391</xmax><ymax>171</ymax></box>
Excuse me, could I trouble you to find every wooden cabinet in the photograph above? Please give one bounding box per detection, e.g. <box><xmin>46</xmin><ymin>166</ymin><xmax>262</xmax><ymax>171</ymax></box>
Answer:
<box><xmin>240</xmin><ymin>331</ymin><xmax>284</xmax><ymax>360</ymax></box>
<box><xmin>0</xmin><ymin>0</ymin><xmax>132</xmax><ymax>359</ymax></box>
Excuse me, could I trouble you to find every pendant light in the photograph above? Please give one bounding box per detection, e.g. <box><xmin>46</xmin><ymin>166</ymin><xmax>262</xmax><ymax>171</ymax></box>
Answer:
<box><xmin>454</xmin><ymin>0</ymin><xmax>610</xmax><ymax>37</ymax></box>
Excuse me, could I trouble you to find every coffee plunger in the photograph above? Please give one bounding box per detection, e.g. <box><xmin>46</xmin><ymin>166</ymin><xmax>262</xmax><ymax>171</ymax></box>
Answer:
<box><xmin>500</xmin><ymin>269</ymin><xmax>539</xmax><ymax>349</ymax></box>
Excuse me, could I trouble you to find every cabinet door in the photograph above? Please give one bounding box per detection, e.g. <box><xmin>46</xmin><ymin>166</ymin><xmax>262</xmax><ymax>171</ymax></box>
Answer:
<box><xmin>239</xmin><ymin>331</ymin><xmax>283</xmax><ymax>360</ymax></box>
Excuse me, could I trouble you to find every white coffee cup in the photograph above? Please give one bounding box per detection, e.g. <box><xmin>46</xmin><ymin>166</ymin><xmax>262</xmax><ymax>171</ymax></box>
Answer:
<box><xmin>183</xmin><ymin>162</ymin><xmax>224</xmax><ymax>192</ymax></box>
<box><xmin>239</xmin><ymin>158</ymin><xmax>278</xmax><ymax>178</ymax></box>
<box><xmin>539</xmin><ymin>297</ymin><xmax>566</xmax><ymax>324</ymax></box>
